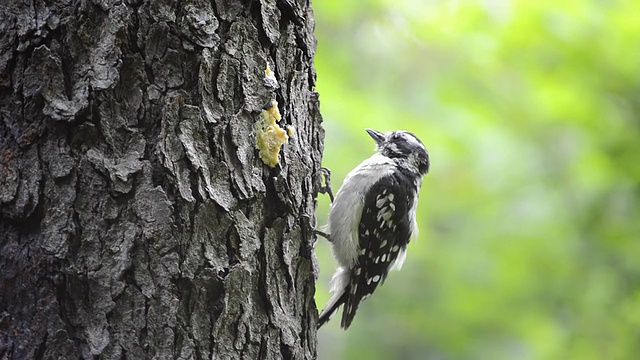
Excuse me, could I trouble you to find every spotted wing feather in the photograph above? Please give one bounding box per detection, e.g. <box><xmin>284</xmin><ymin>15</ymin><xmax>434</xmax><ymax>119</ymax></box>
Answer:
<box><xmin>340</xmin><ymin>172</ymin><xmax>415</xmax><ymax>329</ymax></box>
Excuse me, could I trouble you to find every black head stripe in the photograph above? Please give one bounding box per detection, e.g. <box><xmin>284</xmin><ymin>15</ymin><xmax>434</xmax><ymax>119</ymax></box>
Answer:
<box><xmin>380</xmin><ymin>131</ymin><xmax>429</xmax><ymax>167</ymax></box>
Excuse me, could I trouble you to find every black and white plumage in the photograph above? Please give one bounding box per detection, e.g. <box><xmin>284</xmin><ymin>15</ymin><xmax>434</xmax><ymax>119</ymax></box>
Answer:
<box><xmin>318</xmin><ymin>128</ymin><xmax>430</xmax><ymax>329</ymax></box>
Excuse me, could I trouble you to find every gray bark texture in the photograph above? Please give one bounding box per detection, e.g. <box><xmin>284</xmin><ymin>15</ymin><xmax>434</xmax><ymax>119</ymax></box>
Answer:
<box><xmin>0</xmin><ymin>0</ymin><xmax>323</xmax><ymax>359</ymax></box>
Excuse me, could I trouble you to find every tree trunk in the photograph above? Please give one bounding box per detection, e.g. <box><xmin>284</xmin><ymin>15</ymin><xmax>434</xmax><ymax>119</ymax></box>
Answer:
<box><xmin>0</xmin><ymin>0</ymin><xmax>323</xmax><ymax>359</ymax></box>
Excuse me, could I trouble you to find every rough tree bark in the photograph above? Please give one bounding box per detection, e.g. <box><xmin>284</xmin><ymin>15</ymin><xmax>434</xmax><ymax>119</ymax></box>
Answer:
<box><xmin>0</xmin><ymin>0</ymin><xmax>323</xmax><ymax>358</ymax></box>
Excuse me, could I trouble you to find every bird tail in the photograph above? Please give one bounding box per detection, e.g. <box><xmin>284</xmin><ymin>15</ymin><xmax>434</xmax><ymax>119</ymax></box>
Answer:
<box><xmin>318</xmin><ymin>267</ymin><xmax>350</xmax><ymax>328</ymax></box>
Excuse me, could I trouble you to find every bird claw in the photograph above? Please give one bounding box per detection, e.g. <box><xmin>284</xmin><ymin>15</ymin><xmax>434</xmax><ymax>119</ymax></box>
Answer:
<box><xmin>313</xmin><ymin>228</ymin><xmax>331</xmax><ymax>240</ymax></box>
<box><xmin>317</xmin><ymin>167</ymin><xmax>335</xmax><ymax>203</ymax></box>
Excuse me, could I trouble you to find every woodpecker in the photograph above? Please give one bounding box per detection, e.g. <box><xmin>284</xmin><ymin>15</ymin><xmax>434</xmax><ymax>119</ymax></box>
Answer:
<box><xmin>317</xmin><ymin>128</ymin><xmax>430</xmax><ymax>329</ymax></box>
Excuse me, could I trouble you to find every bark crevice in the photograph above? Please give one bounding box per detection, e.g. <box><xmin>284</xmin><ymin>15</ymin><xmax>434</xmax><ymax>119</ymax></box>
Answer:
<box><xmin>1</xmin><ymin>0</ymin><xmax>323</xmax><ymax>359</ymax></box>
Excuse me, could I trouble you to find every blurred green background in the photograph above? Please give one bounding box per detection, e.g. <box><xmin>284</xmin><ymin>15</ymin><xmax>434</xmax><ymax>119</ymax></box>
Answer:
<box><xmin>312</xmin><ymin>0</ymin><xmax>640</xmax><ymax>359</ymax></box>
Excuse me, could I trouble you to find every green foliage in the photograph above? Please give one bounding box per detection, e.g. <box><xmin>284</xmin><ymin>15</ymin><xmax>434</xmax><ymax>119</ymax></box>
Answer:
<box><xmin>313</xmin><ymin>0</ymin><xmax>640</xmax><ymax>359</ymax></box>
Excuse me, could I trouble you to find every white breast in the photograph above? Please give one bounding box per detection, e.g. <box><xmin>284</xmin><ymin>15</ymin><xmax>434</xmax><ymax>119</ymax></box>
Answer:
<box><xmin>326</xmin><ymin>153</ymin><xmax>394</xmax><ymax>268</ymax></box>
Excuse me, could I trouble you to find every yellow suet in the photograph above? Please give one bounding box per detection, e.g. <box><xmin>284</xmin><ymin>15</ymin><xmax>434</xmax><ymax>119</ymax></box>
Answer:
<box><xmin>256</xmin><ymin>101</ymin><xmax>288</xmax><ymax>168</ymax></box>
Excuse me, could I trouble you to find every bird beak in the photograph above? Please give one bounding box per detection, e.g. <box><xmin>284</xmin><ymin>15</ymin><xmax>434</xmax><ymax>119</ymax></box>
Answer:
<box><xmin>366</xmin><ymin>129</ymin><xmax>385</xmax><ymax>146</ymax></box>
